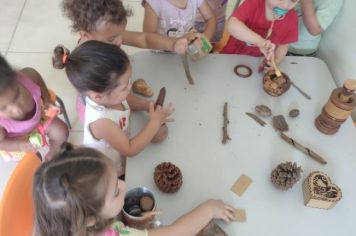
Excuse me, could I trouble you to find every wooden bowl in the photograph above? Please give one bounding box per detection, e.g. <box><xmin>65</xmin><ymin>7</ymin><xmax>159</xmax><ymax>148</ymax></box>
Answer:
<box><xmin>263</xmin><ymin>71</ymin><xmax>291</xmax><ymax>96</ymax></box>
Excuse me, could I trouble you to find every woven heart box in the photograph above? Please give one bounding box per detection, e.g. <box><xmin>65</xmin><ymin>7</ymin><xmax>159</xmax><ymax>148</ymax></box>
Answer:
<box><xmin>303</xmin><ymin>171</ymin><xmax>342</xmax><ymax>209</ymax></box>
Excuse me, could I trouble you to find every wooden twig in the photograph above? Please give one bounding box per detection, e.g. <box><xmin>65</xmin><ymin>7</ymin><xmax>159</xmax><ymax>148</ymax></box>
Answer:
<box><xmin>245</xmin><ymin>112</ymin><xmax>266</xmax><ymax>127</ymax></box>
<box><xmin>280</xmin><ymin>132</ymin><xmax>327</xmax><ymax>165</ymax></box>
<box><xmin>181</xmin><ymin>53</ymin><xmax>194</xmax><ymax>85</ymax></box>
<box><xmin>291</xmin><ymin>81</ymin><xmax>312</xmax><ymax>100</ymax></box>
<box><xmin>222</xmin><ymin>102</ymin><xmax>231</xmax><ymax>144</ymax></box>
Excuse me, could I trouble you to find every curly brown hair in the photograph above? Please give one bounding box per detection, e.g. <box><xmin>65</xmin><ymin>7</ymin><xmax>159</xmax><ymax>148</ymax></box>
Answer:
<box><xmin>62</xmin><ymin>0</ymin><xmax>132</xmax><ymax>32</ymax></box>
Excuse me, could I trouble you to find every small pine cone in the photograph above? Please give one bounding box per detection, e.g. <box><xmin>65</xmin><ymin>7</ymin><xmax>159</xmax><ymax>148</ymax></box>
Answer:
<box><xmin>154</xmin><ymin>162</ymin><xmax>183</xmax><ymax>193</ymax></box>
<box><xmin>271</xmin><ymin>162</ymin><xmax>302</xmax><ymax>190</ymax></box>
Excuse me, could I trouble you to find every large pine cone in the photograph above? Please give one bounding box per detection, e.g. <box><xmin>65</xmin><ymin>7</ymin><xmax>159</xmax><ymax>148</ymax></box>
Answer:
<box><xmin>271</xmin><ymin>162</ymin><xmax>302</xmax><ymax>190</ymax></box>
<box><xmin>154</xmin><ymin>162</ymin><xmax>183</xmax><ymax>193</ymax></box>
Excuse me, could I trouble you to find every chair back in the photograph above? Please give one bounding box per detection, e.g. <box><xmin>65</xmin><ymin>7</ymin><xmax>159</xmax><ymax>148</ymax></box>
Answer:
<box><xmin>0</xmin><ymin>153</ymin><xmax>41</xmax><ymax>236</ymax></box>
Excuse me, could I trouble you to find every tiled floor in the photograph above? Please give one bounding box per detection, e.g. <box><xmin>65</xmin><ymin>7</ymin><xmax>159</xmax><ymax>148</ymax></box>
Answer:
<box><xmin>1</xmin><ymin>0</ymin><xmax>238</xmax><ymax>145</ymax></box>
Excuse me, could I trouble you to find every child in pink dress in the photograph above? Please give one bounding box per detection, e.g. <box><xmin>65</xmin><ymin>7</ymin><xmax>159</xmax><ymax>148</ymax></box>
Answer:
<box><xmin>0</xmin><ymin>55</ymin><xmax>69</xmax><ymax>161</ymax></box>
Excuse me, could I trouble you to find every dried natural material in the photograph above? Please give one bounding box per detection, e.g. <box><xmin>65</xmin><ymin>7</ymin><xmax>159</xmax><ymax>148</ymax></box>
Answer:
<box><xmin>255</xmin><ymin>105</ymin><xmax>272</xmax><ymax>117</ymax></box>
<box><xmin>132</xmin><ymin>79</ymin><xmax>153</xmax><ymax>97</ymax></box>
<box><xmin>155</xmin><ymin>87</ymin><xmax>166</xmax><ymax>107</ymax></box>
<box><xmin>271</xmin><ymin>162</ymin><xmax>302</xmax><ymax>190</ymax></box>
<box><xmin>154</xmin><ymin>162</ymin><xmax>183</xmax><ymax>193</ymax></box>
<box><xmin>140</xmin><ymin>196</ymin><xmax>154</xmax><ymax>212</ymax></box>
<box><xmin>289</xmin><ymin>109</ymin><xmax>300</xmax><ymax>118</ymax></box>
<box><xmin>246</xmin><ymin>112</ymin><xmax>266</xmax><ymax>127</ymax></box>
<box><xmin>272</xmin><ymin>115</ymin><xmax>288</xmax><ymax>132</ymax></box>
<box><xmin>280</xmin><ymin>133</ymin><xmax>327</xmax><ymax>165</ymax></box>
<box><xmin>182</xmin><ymin>53</ymin><xmax>194</xmax><ymax>85</ymax></box>
<box><xmin>222</xmin><ymin>102</ymin><xmax>231</xmax><ymax>144</ymax></box>
<box><xmin>263</xmin><ymin>71</ymin><xmax>291</xmax><ymax>96</ymax></box>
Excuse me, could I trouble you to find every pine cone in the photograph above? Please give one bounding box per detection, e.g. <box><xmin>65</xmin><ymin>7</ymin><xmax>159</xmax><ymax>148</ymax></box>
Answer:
<box><xmin>154</xmin><ymin>162</ymin><xmax>183</xmax><ymax>193</ymax></box>
<box><xmin>271</xmin><ymin>162</ymin><xmax>302</xmax><ymax>190</ymax></box>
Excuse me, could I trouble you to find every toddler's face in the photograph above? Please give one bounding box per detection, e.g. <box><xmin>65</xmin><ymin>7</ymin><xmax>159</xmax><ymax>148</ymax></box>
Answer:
<box><xmin>0</xmin><ymin>84</ymin><xmax>33</xmax><ymax>120</ymax></box>
<box><xmin>85</xmin><ymin>21</ymin><xmax>126</xmax><ymax>47</ymax></box>
<box><xmin>100</xmin><ymin>158</ymin><xmax>126</xmax><ymax>219</ymax></box>
<box><xmin>267</xmin><ymin>0</ymin><xmax>299</xmax><ymax>11</ymax></box>
<box><xmin>100</xmin><ymin>65</ymin><xmax>132</xmax><ymax>107</ymax></box>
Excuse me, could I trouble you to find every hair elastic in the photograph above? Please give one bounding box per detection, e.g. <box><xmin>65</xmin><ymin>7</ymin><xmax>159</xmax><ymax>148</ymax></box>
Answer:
<box><xmin>234</xmin><ymin>64</ymin><xmax>252</xmax><ymax>78</ymax></box>
<box><xmin>62</xmin><ymin>51</ymin><xmax>68</xmax><ymax>64</ymax></box>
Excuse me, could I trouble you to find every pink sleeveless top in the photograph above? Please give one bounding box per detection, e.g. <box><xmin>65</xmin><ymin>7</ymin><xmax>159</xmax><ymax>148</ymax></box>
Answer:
<box><xmin>0</xmin><ymin>73</ymin><xmax>42</xmax><ymax>138</ymax></box>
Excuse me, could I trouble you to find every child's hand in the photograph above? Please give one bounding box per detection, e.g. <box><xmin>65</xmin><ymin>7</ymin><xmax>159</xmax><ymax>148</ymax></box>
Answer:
<box><xmin>174</xmin><ymin>37</ymin><xmax>189</xmax><ymax>54</ymax></box>
<box><xmin>258</xmin><ymin>58</ymin><xmax>274</xmax><ymax>73</ymax></box>
<box><xmin>205</xmin><ymin>200</ymin><xmax>236</xmax><ymax>223</ymax></box>
<box><xmin>257</xmin><ymin>40</ymin><xmax>275</xmax><ymax>61</ymax></box>
<box><xmin>149</xmin><ymin>102</ymin><xmax>175</xmax><ymax>125</ymax></box>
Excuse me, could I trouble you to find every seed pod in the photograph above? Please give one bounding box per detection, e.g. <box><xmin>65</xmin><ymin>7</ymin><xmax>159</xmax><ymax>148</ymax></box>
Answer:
<box><xmin>155</xmin><ymin>87</ymin><xmax>166</xmax><ymax>107</ymax></box>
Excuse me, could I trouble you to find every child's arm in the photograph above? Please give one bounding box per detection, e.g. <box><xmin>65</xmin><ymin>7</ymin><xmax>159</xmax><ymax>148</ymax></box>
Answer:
<box><xmin>197</xmin><ymin>0</ymin><xmax>217</xmax><ymax>40</ymax></box>
<box><xmin>127</xmin><ymin>93</ymin><xmax>150</xmax><ymax>112</ymax></box>
<box><xmin>123</xmin><ymin>31</ymin><xmax>188</xmax><ymax>54</ymax></box>
<box><xmin>148</xmin><ymin>200</ymin><xmax>235</xmax><ymax>236</ymax></box>
<box><xmin>0</xmin><ymin>127</ymin><xmax>36</xmax><ymax>152</ymax></box>
<box><xmin>227</xmin><ymin>17</ymin><xmax>275</xmax><ymax>59</ymax></box>
<box><xmin>20</xmin><ymin>67</ymin><xmax>53</xmax><ymax>108</ymax></box>
<box><xmin>274</xmin><ymin>44</ymin><xmax>289</xmax><ymax>65</ymax></box>
<box><xmin>89</xmin><ymin>103</ymin><xmax>174</xmax><ymax>157</ymax></box>
<box><xmin>300</xmin><ymin>0</ymin><xmax>323</xmax><ymax>36</ymax></box>
<box><xmin>261</xmin><ymin>44</ymin><xmax>289</xmax><ymax>71</ymax></box>
<box><xmin>143</xmin><ymin>2</ymin><xmax>158</xmax><ymax>34</ymax></box>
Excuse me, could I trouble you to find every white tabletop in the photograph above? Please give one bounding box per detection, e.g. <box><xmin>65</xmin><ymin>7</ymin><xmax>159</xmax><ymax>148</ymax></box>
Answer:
<box><xmin>127</xmin><ymin>52</ymin><xmax>356</xmax><ymax>236</ymax></box>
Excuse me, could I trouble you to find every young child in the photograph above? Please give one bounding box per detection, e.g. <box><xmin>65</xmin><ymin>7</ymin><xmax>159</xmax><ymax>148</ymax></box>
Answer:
<box><xmin>216</xmin><ymin>0</ymin><xmax>299</xmax><ymax>69</ymax></box>
<box><xmin>62</xmin><ymin>0</ymin><xmax>191</xmax><ymax>124</ymax></box>
<box><xmin>0</xmin><ymin>55</ymin><xmax>69</xmax><ymax>161</ymax></box>
<box><xmin>143</xmin><ymin>0</ymin><xmax>217</xmax><ymax>41</ymax></box>
<box><xmin>33</xmin><ymin>143</ymin><xmax>235</xmax><ymax>236</ymax></box>
<box><xmin>288</xmin><ymin>0</ymin><xmax>343</xmax><ymax>56</ymax></box>
<box><xmin>195</xmin><ymin>0</ymin><xmax>228</xmax><ymax>43</ymax></box>
<box><xmin>62</xmin><ymin>0</ymin><xmax>190</xmax><ymax>53</ymax></box>
<box><xmin>53</xmin><ymin>41</ymin><xmax>174</xmax><ymax>177</ymax></box>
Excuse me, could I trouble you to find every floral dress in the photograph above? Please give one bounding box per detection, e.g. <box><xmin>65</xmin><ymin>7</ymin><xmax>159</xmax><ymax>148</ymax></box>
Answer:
<box><xmin>97</xmin><ymin>221</ymin><xmax>148</xmax><ymax>236</ymax></box>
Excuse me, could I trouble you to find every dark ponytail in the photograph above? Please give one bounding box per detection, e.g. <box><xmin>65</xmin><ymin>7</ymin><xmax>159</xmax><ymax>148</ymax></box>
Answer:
<box><xmin>52</xmin><ymin>40</ymin><xmax>130</xmax><ymax>94</ymax></box>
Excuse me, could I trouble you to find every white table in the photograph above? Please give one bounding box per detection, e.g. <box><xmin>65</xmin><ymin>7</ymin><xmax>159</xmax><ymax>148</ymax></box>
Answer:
<box><xmin>127</xmin><ymin>52</ymin><xmax>356</xmax><ymax>236</ymax></box>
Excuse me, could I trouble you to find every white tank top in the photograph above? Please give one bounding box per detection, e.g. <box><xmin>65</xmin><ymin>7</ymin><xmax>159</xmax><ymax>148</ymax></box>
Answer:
<box><xmin>83</xmin><ymin>97</ymin><xmax>130</xmax><ymax>176</ymax></box>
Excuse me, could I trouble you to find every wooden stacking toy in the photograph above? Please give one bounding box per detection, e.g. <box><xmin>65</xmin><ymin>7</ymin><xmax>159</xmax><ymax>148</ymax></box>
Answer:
<box><xmin>302</xmin><ymin>171</ymin><xmax>342</xmax><ymax>210</ymax></box>
<box><xmin>315</xmin><ymin>79</ymin><xmax>356</xmax><ymax>134</ymax></box>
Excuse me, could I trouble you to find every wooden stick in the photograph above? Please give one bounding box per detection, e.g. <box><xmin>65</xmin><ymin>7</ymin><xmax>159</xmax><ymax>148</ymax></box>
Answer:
<box><xmin>181</xmin><ymin>53</ymin><xmax>194</xmax><ymax>85</ymax></box>
<box><xmin>291</xmin><ymin>81</ymin><xmax>312</xmax><ymax>100</ymax></box>
<box><xmin>245</xmin><ymin>112</ymin><xmax>266</xmax><ymax>127</ymax></box>
<box><xmin>271</xmin><ymin>59</ymin><xmax>282</xmax><ymax>78</ymax></box>
<box><xmin>222</xmin><ymin>102</ymin><xmax>231</xmax><ymax>144</ymax></box>
<box><xmin>280</xmin><ymin>132</ymin><xmax>327</xmax><ymax>165</ymax></box>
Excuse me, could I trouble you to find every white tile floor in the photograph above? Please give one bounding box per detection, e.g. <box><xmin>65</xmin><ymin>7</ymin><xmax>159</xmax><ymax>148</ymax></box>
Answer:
<box><xmin>1</xmin><ymin>0</ymin><xmax>238</xmax><ymax>146</ymax></box>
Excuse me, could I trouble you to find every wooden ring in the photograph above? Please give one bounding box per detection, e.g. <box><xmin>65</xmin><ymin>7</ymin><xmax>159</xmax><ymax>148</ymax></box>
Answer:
<box><xmin>234</xmin><ymin>64</ymin><xmax>252</xmax><ymax>78</ymax></box>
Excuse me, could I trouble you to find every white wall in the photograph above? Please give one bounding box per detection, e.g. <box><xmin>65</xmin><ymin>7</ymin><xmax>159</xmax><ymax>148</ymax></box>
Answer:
<box><xmin>317</xmin><ymin>0</ymin><xmax>356</xmax><ymax>87</ymax></box>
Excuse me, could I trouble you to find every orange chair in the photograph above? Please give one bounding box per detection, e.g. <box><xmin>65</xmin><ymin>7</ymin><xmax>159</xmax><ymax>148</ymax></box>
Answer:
<box><xmin>0</xmin><ymin>153</ymin><xmax>41</xmax><ymax>236</ymax></box>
